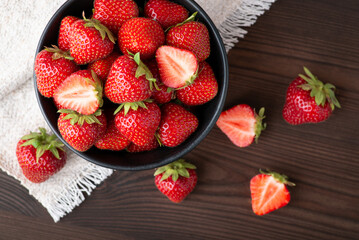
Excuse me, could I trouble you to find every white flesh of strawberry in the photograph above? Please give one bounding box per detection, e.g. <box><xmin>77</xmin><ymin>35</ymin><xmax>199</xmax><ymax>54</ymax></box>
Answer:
<box><xmin>54</xmin><ymin>75</ymin><xmax>99</xmax><ymax>115</ymax></box>
<box><xmin>156</xmin><ymin>46</ymin><xmax>198</xmax><ymax>88</ymax></box>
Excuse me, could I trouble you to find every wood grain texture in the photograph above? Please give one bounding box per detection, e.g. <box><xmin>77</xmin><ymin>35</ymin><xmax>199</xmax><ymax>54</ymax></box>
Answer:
<box><xmin>0</xmin><ymin>0</ymin><xmax>358</xmax><ymax>239</ymax></box>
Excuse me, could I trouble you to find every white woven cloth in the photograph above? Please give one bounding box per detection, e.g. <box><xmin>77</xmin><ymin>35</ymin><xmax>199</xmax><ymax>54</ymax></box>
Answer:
<box><xmin>0</xmin><ymin>0</ymin><xmax>276</xmax><ymax>222</ymax></box>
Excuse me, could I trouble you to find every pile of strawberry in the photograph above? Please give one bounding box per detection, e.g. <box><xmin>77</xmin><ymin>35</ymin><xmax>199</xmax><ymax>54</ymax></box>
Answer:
<box><xmin>34</xmin><ymin>0</ymin><xmax>218</xmax><ymax>153</ymax></box>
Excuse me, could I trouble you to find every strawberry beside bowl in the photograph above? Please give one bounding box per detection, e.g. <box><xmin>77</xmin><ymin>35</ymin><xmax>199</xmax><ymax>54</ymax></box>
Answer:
<box><xmin>33</xmin><ymin>0</ymin><xmax>228</xmax><ymax>170</ymax></box>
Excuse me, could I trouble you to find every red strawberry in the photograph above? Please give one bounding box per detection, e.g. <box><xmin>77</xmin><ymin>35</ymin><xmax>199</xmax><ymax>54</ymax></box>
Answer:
<box><xmin>144</xmin><ymin>0</ymin><xmax>189</xmax><ymax>29</ymax></box>
<box><xmin>57</xmin><ymin>109</ymin><xmax>106</xmax><ymax>152</ymax></box>
<box><xmin>177</xmin><ymin>61</ymin><xmax>218</xmax><ymax>105</ymax></box>
<box><xmin>87</xmin><ymin>52</ymin><xmax>120</xmax><ymax>83</ymax></box>
<box><xmin>69</xmin><ymin>14</ymin><xmax>115</xmax><ymax>65</ymax></box>
<box><xmin>53</xmin><ymin>70</ymin><xmax>103</xmax><ymax>115</ymax></box>
<box><xmin>58</xmin><ymin>16</ymin><xmax>79</xmax><ymax>51</ymax></box>
<box><xmin>115</xmin><ymin>102</ymin><xmax>161</xmax><ymax>146</ymax></box>
<box><xmin>34</xmin><ymin>46</ymin><xmax>79</xmax><ymax>98</ymax></box>
<box><xmin>126</xmin><ymin>136</ymin><xmax>159</xmax><ymax>152</ymax></box>
<box><xmin>105</xmin><ymin>54</ymin><xmax>152</xmax><ymax>103</ymax></box>
<box><xmin>158</xmin><ymin>103</ymin><xmax>198</xmax><ymax>147</ymax></box>
<box><xmin>283</xmin><ymin>67</ymin><xmax>341</xmax><ymax>125</ymax></box>
<box><xmin>95</xmin><ymin>114</ymin><xmax>130</xmax><ymax>151</ymax></box>
<box><xmin>154</xmin><ymin>159</ymin><xmax>197</xmax><ymax>203</ymax></box>
<box><xmin>16</xmin><ymin>128</ymin><xmax>66</xmax><ymax>183</ymax></box>
<box><xmin>156</xmin><ymin>45</ymin><xmax>198</xmax><ymax>88</ymax></box>
<box><xmin>93</xmin><ymin>0</ymin><xmax>139</xmax><ymax>34</ymax></box>
<box><xmin>147</xmin><ymin>59</ymin><xmax>174</xmax><ymax>104</ymax></box>
<box><xmin>250</xmin><ymin>170</ymin><xmax>295</xmax><ymax>215</ymax></box>
<box><xmin>118</xmin><ymin>17</ymin><xmax>165</xmax><ymax>60</ymax></box>
<box><xmin>216</xmin><ymin>104</ymin><xmax>266</xmax><ymax>148</ymax></box>
<box><xmin>166</xmin><ymin>12</ymin><xmax>210</xmax><ymax>62</ymax></box>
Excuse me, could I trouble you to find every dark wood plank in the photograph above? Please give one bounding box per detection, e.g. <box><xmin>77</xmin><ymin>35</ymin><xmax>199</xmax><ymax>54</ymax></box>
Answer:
<box><xmin>0</xmin><ymin>0</ymin><xmax>358</xmax><ymax>239</ymax></box>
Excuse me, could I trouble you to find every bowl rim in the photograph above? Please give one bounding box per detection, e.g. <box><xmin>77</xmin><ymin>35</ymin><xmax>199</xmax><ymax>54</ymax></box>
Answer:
<box><xmin>33</xmin><ymin>0</ymin><xmax>228</xmax><ymax>171</ymax></box>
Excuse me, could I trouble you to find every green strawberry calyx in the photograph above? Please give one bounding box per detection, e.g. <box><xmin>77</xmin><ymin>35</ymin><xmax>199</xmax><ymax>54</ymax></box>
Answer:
<box><xmin>259</xmin><ymin>169</ymin><xmax>296</xmax><ymax>187</ymax></box>
<box><xmin>154</xmin><ymin>159</ymin><xmax>196</xmax><ymax>182</ymax></box>
<box><xmin>89</xmin><ymin>70</ymin><xmax>104</xmax><ymax>109</ymax></box>
<box><xmin>45</xmin><ymin>45</ymin><xmax>74</xmax><ymax>61</ymax></box>
<box><xmin>58</xmin><ymin>109</ymin><xmax>103</xmax><ymax>126</ymax></box>
<box><xmin>20</xmin><ymin>128</ymin><xmax>65</xmax><ymax>162</ymax></box>
<box><xmin>166</xmin><ymin>11</ymin><xmax>198</xmax><ymax>32</ymax></box>
<box><xmin>129</xmin><ymin>51</ymin><xmax>159</xmax><ymax>91</ymax></box>
<box><xmin>114</xmin><ymin>99</ymin><xmax>153</xmax><ymax>116</ymax></box>
<box><xmin>82</xmin><ymin>12</ymin><xmax>116</xmax><ymax>44</ymax></box>
<box><xmin>254</xmin><ymin>107</ymin><xmax>266</xmax><ymax>143</ymax></box>
<box><xmin>298</xmin><ymin>67</ymin><xmax>341</xmax><ymax>110</ymax></box>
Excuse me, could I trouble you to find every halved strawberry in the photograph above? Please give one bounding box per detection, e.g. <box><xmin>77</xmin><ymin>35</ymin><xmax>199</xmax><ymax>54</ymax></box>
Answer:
<box><xmin>156</xmin><ymin>45</ymin><xmax>198</xmax><ymax>88</ymax></box>
<box><xmin>54</xmin><ymin>70</ymin><xmax>103</xmax><ymax>115</ymax></box>
<box><xmin>216</xmin><ymin>104</ymin><xmax>266</xmax><ymax>147</ymax></box>
<box><xmin>250</xmin><ymin>170</ymin><xmax>295</xmax><ymax>215</ymax></box>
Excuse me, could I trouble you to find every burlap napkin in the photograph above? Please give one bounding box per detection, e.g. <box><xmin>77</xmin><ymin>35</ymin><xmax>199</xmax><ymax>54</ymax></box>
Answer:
<box><xmin>0</xmin><ymin>0</ymin><xmax>276</xmax><ymax>222</ymax></box>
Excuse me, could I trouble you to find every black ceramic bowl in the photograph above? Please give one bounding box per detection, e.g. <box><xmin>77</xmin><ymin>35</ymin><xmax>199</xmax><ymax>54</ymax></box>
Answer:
<box><xmin>34</xmin><ymin>0</ymin><xmax>228</xmax><ymax>170</ymax></box>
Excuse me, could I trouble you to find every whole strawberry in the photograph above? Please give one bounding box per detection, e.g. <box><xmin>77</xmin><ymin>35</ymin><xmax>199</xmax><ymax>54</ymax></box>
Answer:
<box><xmin>177</xmin><ymin>61</ymin><xmax>218</xmax><ymax>105</ymax></box>
<box><xmin>95</xmin><ymin>113</ymin><xmax>130</xmax><ymax>151</ymax></box>
<box><xmin>57</xmin><ymin>109</ymin><xmax>107</xmax><ymax>152</ymax></box>
<box><xmin>166</xmin><ymin>12</ymin><xmax>210</xmax><ymax>62</ymax></box>
<box><xmin>16</xmin><ymin>128</ymin><xmax>67</xmax><ymax>183</ymax></box>
<box><xmin>158</xmin><ymin>103</ymin><xmax>198</xmax><ymax>147</ymax></box>
<box><xmin>69</xmin><ymin>13</ymin><xmax>115</xmax><ymax>65</ymax></box>
<box><xmin>283</xmin><ymin>67</ymin><xmax>341</xmax><ymax>125</ymax></box>
<box><xmin>144</xmin><ymin>0</ymin><xmax>189</xmax><ymax>29</ymax></box>
<box><xmin>115</xmin><ymin>101</ymin><xmax>161</xmax><ymax>146</ymax></box>
<box><xmin>250</xmin><ymin>170</ymin><xmax>295</xmax><ymax>215</ymax></box>
<box><xmin>58</xmin><ymin>16</ymin><xmax>79</xmax><ymax>51</ymax></box>
<box><xmin>87</xmin><ymin>52</ymin><xmax>120</xmax><ymax>83</ymax></box>
<box><xmin>93</xmin><ymin>0</ymin><xmax>139</xmax><ymax>34</ymax></box>
<box><xmin>118</xmin><ymin>17</ymin><xmax>165</xmax><ymax>60</ymax></box>
<box><xmin>34</xmin><ymin>45</ymin><xmax>79</xmax><ymax>98</ymax></box>
<box><xmin>54</xmin><ymin>70</ymin><xmax>104</xmax><ymax>115</ymax></box>
<box><xmin>105</xmin><ymin>54</ymin><xmax>153</xmax><ymax>103</ymax></box>
<box><xmin>154</xmin><ymin>159</ymin><xmax>197</xmax><ymax>203</ymax></box>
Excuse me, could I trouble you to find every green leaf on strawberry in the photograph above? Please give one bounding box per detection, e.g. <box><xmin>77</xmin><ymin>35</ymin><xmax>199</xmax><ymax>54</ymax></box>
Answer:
<box><xmin>298</xmin><ymin>66</ymin><xmax>341</xmax><ymax>110</ymax></box>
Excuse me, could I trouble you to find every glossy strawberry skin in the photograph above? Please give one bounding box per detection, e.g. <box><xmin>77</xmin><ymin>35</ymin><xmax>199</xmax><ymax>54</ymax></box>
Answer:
<box><xmin>126</xmin><ymin>136</ymin><xmax>159</xmax><ymax>152</ymax></box>
<box><xmin>69</xmin><ymin>19</ymin><xmax>114</xmax><ymax>65</ymax></box>
<box><xmin>87</xmin><ymin>52</ymin><xmax>120</xmax><ymax>83</ymax></box>
<box><xmin>158</xmin><ymin>103</ymin><xmax>198</xmax><ymax>147</ymax></box>
<box><xmin>147</xmin><ymin>59</ymin><xmax>173</xmax><ymax>104</ymax></box>
<box><xmin>283</xmin><ymin>76</ymin><xmax>332</xmax><ymax>125</ymax></box>
<box><xmin>118</xmin><ymin>17</ymin><xmax>165</xmax><ymax>60</ymax></box>
<box><xmin>166</xmin><ymin>21</ymin><xmax>210</xmax><ymax>62</ymax></box>
<box><xmin>144</xmin><ymin>0</ymin><xmax>189</xmax><ymax>29</ymax></box>
<box><xmin>58</xmin><ymin>16</ymin><xmax>79</xmax><ymax>51</ymax></box>
<box><xmin>105</xmin><ymin>55</ymin><xmax>152</xmax><ymax>103</ymax></box>
<box><xmin>115</xmin><ymin>102</ymin><xmax>161</xmax><ymax>146</ymax></box>
<box><xmin>95</xmin><ymin>116</ymin><xmax>130</xmax><ymax>151</ymax></box>
<box><xmin>93</xmin><ymin>0</ymin><xmax>139</xmax><ymax>34</ymax></box>
<box><xmin>177</xmin><ymin>61</ymin><xmax>218</xmax><ymax>106</ymax></box>
<box><xmin>16</xmin><ymin>140</ymin><xmax>66</xmax><ymax>183</ymax></box>
<box><xmin>155</xmin><ymin>169</ymin><xmax>197</xmax><ymax>203</ymax></box>
<box><xmin>34</xmin><ymin>49</ymin><xmax>79</xmax><ymax>98</ymax></box>
<box><xmin>58</xmin><ymin>112</ymin><xmax>106</xmax><ymax>152</ymax></box>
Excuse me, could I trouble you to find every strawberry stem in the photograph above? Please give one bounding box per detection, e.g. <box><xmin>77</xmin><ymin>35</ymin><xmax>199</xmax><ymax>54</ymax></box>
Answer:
<box><xmin>58</xmin><ymin>109</ymin><xmax>103</xmax><ymax>126</ymax></box>
<box><xmin>45</xmin><ymin>45</ymin><xmax>74</xmax><ymax>61</ymax></box>
<box><xmin>82</xmin><ymin>11</ymin><xmax>116</xmax><ymax>44</ymax></box>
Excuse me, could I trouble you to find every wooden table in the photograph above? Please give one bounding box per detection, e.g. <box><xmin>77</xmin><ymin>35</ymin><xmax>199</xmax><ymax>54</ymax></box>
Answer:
<box><xmin>1</xmin><ymin>0</ymin><xmax>358</xmax><ymax>239</ymax></box>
